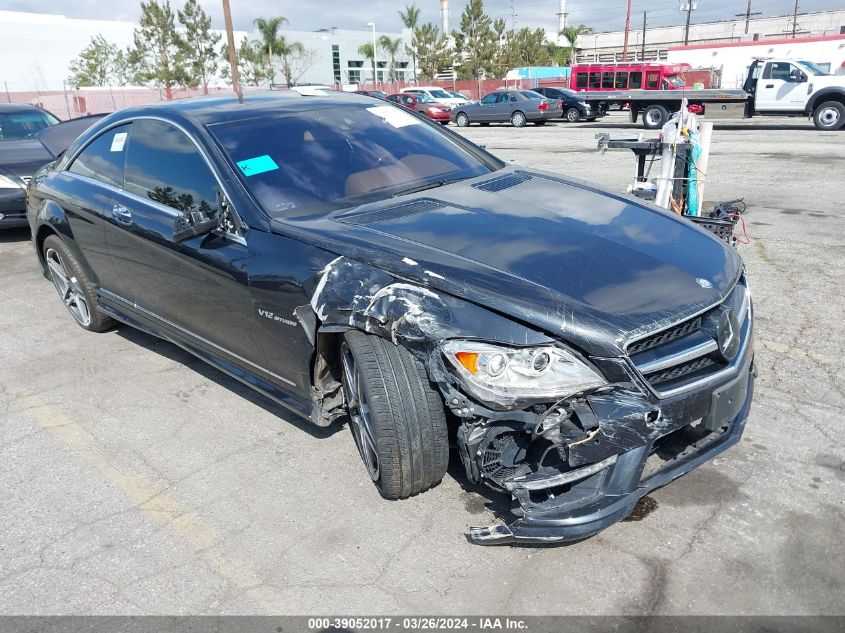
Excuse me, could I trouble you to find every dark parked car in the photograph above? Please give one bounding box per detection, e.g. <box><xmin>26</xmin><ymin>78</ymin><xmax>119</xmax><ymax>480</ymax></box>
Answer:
<box><xmin>27</xmin><ymin>93</ymin><xmax>754</xmax><ymax>544</ymax></box>
<box><xmin>0</xmin><ymin>104</ymin><xmax>60</xmax><ymax>228</ymax></box>
<box><xmin>357</xmin><ymin>90</ymin><xmax>387</xmax><ymax>99</ymax></box>
<box><xmin>452</xmin><ymin>90</ymin><xmax>563</xmax><ymax>127</ymax></box>
<box><xmin>386</xmin><ymin>92</ymin><xmax>451</xmax><ymax>124</ymax></box>
<box><xmin>534</xmin><ymin>87</ymin><xmax>601</xmax><ymax>122</ymax></box>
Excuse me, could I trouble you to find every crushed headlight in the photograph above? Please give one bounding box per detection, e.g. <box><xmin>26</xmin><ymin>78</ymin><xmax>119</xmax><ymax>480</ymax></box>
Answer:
<box><xmin>0</xmin><ymin>174</ymin><xmax>23</xmax><ymax>190</ymax></box>
<box><xmin>441</xmin><ymin>340</ymin><xmax>606</xmax><ymax>408</ymax></box>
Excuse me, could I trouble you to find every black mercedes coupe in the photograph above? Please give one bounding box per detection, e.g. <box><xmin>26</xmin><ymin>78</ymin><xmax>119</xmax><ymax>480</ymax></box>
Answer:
<box><xmin>26</xmin><ymin>92</ymin><xmax>754</xmax><ymax>544</ymax></box>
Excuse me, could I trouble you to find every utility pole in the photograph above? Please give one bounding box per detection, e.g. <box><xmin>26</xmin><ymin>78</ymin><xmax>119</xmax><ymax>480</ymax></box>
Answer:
<box><xmin>791</xmin><ymin>0</ymin><xmax>799</xmax><ymax>38</ymax></box>
<box><xmin>641</xmin><ymin>11</ymin><xmax>647</xmax><ymax>61</ymax></box>
<box><xmin>622</xmin><ymin>0</ymin><xmax>632</xmax><ymax>62</ymax></box>
<box><xmin>681</xmin><ymin>1</ymin><xmax>697</xmax><ymax>46</ymax></box>
<box><xmin>221</xmin><ymin>0</ymin><xmax>241</xmax><ymax>101</ymax></box>
<box><xmin>509</xmin><ymin>0</ymin><xmax>517</xmax><ymax>71</ymax></box>
<box><xmin>735</xmin><ymin>0</ymin><xmax>761</xmax><ymax>35</ymax></box>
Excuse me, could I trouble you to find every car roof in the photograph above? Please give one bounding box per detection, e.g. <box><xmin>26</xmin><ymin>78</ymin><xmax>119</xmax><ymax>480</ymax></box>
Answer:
<box><xmin>94</xmin><ymin>91</ymin><xmax>379</xmax><ymax>127</ymax></box>
<box><xmin>0</xmin><ymin>103</ymin><xmax>48</xmax><ymax>114</ymax></box>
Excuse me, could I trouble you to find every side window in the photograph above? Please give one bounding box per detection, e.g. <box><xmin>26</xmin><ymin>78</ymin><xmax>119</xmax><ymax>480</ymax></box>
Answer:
<box><xmin>615</xmin><ymin>72</ymin><xmax>628</xmax><ymax>89</ymax></box>
<box><xmin>479</xmin><ymin>93</ymin><xmax>498</xmax><ymax>104</ymax></box>
<box><xmin>403</xmin><ymin>95</ymin><xmax>415</xmax><ymax>105</ymax></box>
<box><xmin>646</xmin><ymin>72</ymin><xmax>660</xmax><ymax>89</ymax></box>
<box><xmin>589</xmin><ymin>72</ymin><xmax>601</xmax><ymax>89</ymax></box>
<box><xmin>629</xmin><ymin>72</ymin><xmax>643</xmax><ymax>89</ymax></box>
<box><xmin>576</xmin><ymin>72</ymin><xmax>588</xmax><ymax>88</ymax></box>
<box><xmin>124</xmin><ymin>119</ymin><xmax>219</xmax><ymax>217</ymax></box>
<box><xmin>602</xmin><ymin>72</ymin><xmax>614</xmax><ymax>89</ymax></box>
<box><xmin>509</xmin><ymin>93</ymin><xmax>519</xmax><ymax>102</ymax></box>
<box><xmin>67</xmin><ymin>123</ymin><xmax>132</xmax><ymax>188</ymax></box>
<box><xmin>764</xmin><ymin>62</ymin><xmax>791</xmax><ymax>80</ymax></box>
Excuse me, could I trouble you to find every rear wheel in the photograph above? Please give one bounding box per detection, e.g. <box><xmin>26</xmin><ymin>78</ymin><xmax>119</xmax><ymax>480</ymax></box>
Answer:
<box><xmin>42</xmin><ymin>235</ymin><xmax>114</xmax><ymax>332</ymax></box>
<box><xmin>812</xmin><ymin>101</ymin><xmax>845</xmax><ymax>131</ymax></box>
<box><xmin>643</xmin><ymin>104</ymin><xmax>669</xmax><ymax>129</ymax></box>
<box><xmin>511</xmin><ymin>111</ymin><xmax>527</xmax><ymax>127</ymax></box>
<box><xmin>455</xmin><ymin>112</ymin><xmax>470</xmax><ymax>127</ymax></box>
<box><xmin>565</xmin><ymin>107</ymin><xmax>581</xmax><ymax>123</ymax></box>
<box><xmin>340</xmin><ymin>332</ymin><xmax>449</xmax><ymax>499</ymax></box>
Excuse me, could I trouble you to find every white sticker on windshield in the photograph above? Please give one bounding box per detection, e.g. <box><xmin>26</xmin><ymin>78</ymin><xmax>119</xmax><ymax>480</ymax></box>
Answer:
<box><xmin>366</xmin><ymin>106</ymin><xmax>421</xmax><ymax>128</ymax></box>
<box><xmin>110</xmin><ymin>132</ymin><xmax>127</xmax><ymax>152</ymax></box>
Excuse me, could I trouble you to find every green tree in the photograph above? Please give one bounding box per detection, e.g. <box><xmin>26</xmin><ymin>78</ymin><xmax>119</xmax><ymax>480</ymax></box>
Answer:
<box><xmin>490</xmin><ymin>17</ymin><xmax>508</xmax><ymax>78</ymax></box>
<box><xmin>453</xmin><ymin>0</ymin><xmax>496</xmax><ymax>94</ymax></box>
<box><xmin>278</xmin><ymin>40</ymin><xmax>316</xmax><ymax>87</ymax></box>
<box><xmin>378</xmin><ymin>35</ymin><xmax>403</xmax><ymax>84</ymax></box>
<box><xmin>221</xmin><ymin>37</ymin><xmax>270</xmax><ymax>87</ymax></box>
<box><xmin>67</xmin><ymin>35</ymin><xmax>119</xmax><ymax>87</ymax></box>
<box><xmin>414</xmin><ymin>23</ymin><xmax>451</xmax><ymax>81</ymax></box>
<box><xmin>398</xmin><ymin>4</ymin><xmax>421</xmax><ymax>82</ymax></box>
<box><xmin>253</xmin><ymin>16</ymin><xmax>288</xmax><ymax>85</ymax></box>
<box><xmin>132</xmin><ymin>0</ymin><xmax>188</xmax><ymax>99</ymax></box>
<box><xmin>177</xmin><ymin>0</ymin><xmax>220</xmax><ymax>94</ymax></box>
<box><xmin>561</xmin><ymin>24</ymin><xmax>588</xmax><ymax>66</ymax></box>
<box><xmin>358</xmin><ymin>42</ymin><xmax>377</xmax><ymax>87</ymax></box>
<box><xmin>510</xmin><ymin>27</ymin><xmax>553</xmax><ymax>69</ymax></box>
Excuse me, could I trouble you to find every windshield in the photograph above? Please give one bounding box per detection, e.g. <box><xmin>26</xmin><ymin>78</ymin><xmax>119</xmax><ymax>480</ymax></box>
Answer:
<box><xmin>665</xmin><ymin>75</ymin><xmax>685</xmax><ymax>88</ymax></box>
<box><xmin>449</xmin><ymin>92</ymin><xmax>467</xmax><ymax>99</ymax></box>
<box><xmin>428</xmin><ymin>89</ymin><xmax>453</xmax><ymax>99</ymax></box>
<box><xmin>0</xmin><ymin>109</ymin><xmax>59</xmax><ymax>141</ymax></box>
<box><xmin>211</xmin><ymin>104</ymin><xmax>496</xmax><ymax>218</ymax></box>
<box><xmin>798</xmin><ymin>60</ymin><xmax>829</xmax><ymax>76</ymax></box>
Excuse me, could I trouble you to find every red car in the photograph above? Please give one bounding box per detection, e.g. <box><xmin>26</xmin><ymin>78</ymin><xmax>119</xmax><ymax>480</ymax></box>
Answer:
<box><xmin>386</xmin><ymin>93</ymin><xmax>451</xmax><ymax>124</ymax></box>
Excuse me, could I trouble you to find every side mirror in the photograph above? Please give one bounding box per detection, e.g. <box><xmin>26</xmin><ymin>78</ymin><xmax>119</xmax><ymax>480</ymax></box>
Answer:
<box><xmin>789</xmin><ymin>70</ymin><xmax>806</xmax><ymax>83</ymax></box>
<box><xmin>173</xmin><ymin>209</ymin><xmax>220</xmax><ymax>242</ymax></box>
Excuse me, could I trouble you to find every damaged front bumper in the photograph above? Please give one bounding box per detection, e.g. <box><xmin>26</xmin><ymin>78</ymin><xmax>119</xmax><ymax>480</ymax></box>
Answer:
<box><xmin>465</xmin><ymin>335</ymin><xmax>755</xmax><ymax>545</ymax></box>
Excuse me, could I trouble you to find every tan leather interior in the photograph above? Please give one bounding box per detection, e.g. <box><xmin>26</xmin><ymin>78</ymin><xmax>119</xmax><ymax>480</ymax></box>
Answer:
<box><xmin>344</xmin><ymin>154</ymin><xmax>459</xmax><ymax>197</ymax></box>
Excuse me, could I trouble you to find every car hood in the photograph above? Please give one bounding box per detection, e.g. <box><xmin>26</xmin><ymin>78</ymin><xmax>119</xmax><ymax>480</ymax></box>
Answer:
<box><xmin>0</xmin><ymin>138</ymin><xmax>55</xmax><ymax>180</ymax></box>
<box><xmin>275</xmin><ymin>167</ymin><xmax>742</xmax><ymax>356</ymax></box>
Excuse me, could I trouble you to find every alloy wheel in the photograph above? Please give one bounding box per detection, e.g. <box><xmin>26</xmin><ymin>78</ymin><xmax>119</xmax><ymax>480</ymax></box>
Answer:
<box><xmin>512</xmin><ymin>112</ymin><xmax>526</xmax><ymax>127</ymax></box>
<box><xmin>341</xmin><ymin>342</ymin><xmax>380</xmax><ymax>482</ymax></box>
<box><xmin>45</xmin><ymin>248</ymin><xmax>91</xmax><ymax>327</ymax></box>
<box><xmin>456</xmin><ymin>113</ymin><xmax>469</xmax><ymax>127</ymax></box>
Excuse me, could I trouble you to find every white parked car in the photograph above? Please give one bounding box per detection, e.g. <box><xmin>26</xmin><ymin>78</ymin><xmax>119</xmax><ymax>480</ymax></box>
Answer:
<box><xmin>400</xmin><ymin>87</ymin><xmax>470</xmax><ymax>107</ymax></box>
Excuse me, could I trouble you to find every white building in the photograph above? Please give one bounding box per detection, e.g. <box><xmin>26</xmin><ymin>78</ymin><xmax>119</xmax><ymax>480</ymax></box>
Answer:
<box><xmin>573</xmin><ymin>10</ymin><xmax>845</xmax><ymax>64</ymax></box>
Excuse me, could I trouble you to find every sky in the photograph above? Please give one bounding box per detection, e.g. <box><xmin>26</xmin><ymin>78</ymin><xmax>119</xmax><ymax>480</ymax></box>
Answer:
<box><xmin>1</xmin><ymin>0</ymin><xmax>842</xmax><ymax>34</ymax></box>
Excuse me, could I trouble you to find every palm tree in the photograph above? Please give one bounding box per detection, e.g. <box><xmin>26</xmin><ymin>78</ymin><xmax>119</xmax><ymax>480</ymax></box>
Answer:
<box><xmin>358</xmin><ymin>41</ymin><xmax>377</xmax><ymax>87</ymax></box>
<box><xmin>253</xmin><ymin>16</ymin><xmax>288</xmax><ymax>84</ymax></box>
<box><xmin>378</xmin><ymin>35</ymin><xmax>403</xmax><ymax>85</ymax></box>
<box><xmin>398</xmin><ymin>4</ymin><xmax>421</xmax><ymax>82</ymax></box>
<box><xmin>561</xmin><ymin>24</ymin><xmax>587</xmax><ymax>65</ymax></box>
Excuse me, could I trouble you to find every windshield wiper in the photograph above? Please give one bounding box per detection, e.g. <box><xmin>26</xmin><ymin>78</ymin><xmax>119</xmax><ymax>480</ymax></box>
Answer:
<box><xmin>391</xmin><ymin>176</ymin><xmax>469</xmax><ymax>198</ymax></box>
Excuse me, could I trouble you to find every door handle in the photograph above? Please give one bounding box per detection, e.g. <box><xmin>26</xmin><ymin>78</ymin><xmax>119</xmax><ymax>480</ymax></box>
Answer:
<box><xmin>765</xmin><ymin>83</ymin><xmax>774</xmax><ymax>88</ymax></box>
<box><xmin>112</xmin><ymin>204</ymin><xmax>132</xmax><ymax>226</ymax></box>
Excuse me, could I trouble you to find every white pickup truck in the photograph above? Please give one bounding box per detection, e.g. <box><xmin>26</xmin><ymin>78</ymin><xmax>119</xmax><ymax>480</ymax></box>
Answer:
<box><xmin>584</xmin><ymin>58</ymin><xmax>845</xmax><ymax>131</ymax></box>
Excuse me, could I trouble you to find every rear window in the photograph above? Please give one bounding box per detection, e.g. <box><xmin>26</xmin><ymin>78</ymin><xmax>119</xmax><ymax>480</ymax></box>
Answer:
<box><xmin>0</xmin><ymin>110</ymin><xmax>59</xmax><ymax>142</ymax></box>
<box><xmin>210</xmin><ymin>104</ymin><xmax>496</xmax><ymax>218</ymax></box>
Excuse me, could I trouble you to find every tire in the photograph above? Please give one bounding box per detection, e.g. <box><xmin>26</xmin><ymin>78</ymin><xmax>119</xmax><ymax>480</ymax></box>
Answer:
<box><xmin>340</xmin><ymin>331</ymin><xmax>449</xmax><ymax>499</ymax></box>
<box><xmin>565</xmin><ymin>107</ymin><xmax>581</xmax><ymax>123</ymax></box>
<box><xmin>455</xmin><ymin>112</ymin><xmax>470</xmax><ymax>127</ymax></box>
<box><xmin>42</xmin><ymin>235</ymin><xmax>114</xmax><ymax>332</ymax></box>
<box><xmin>812</xmin><ymin>100</ymin><xmax>845</xmax><ymax>131</ymax></box>
<box><xmin>643</xmin><ymin>104</ymin><xmax>669</xmax><ymax>129</ymax></box>
<box><xmin>511</xmin><ymin>111</ymin><xmax>527</xmax><ymax>127</ymax></box>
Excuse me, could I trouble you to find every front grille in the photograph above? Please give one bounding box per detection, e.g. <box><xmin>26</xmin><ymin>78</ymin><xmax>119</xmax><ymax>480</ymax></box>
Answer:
<box><xmin>628</xmin><ymin>278</ymin><xmax>749</xmax><ymax>396</ymax></box>
<box><xmin>645</xmin><ymin>356</ymin><xmax>716</xmax><ymax>385</ymax></box>
<box><xmin>627</xmin><ymin>314</ymin><xmax>704</xmax><ymax>355</ymax></box>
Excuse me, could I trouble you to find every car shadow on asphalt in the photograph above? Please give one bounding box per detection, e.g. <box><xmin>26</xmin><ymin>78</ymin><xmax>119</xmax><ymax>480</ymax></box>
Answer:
<box><xmin>114</xmin><ymin>326</ymin><xmax>342</xmax><ymax>440</ymax></box>
<box><xmin>0</xmin><ymin>227</ymin><xmax>30</xmax><ymax>243</ymax></box>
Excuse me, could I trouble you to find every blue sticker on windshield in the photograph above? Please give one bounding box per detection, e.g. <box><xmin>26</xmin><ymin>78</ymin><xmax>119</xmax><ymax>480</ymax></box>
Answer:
<box><xmin>237</xmin><ymin>155</ymin><xmax>279</xmax><ymax>176</ymax></box>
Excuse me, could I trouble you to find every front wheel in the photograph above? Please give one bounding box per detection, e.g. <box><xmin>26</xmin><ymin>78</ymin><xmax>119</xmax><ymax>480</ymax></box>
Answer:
<box><xmin>340</xmin><ymin>332</ymin><xmax>449</xmax><ymax>499</ymax></box>
<box><xmin>812</xmin><ymin>101</ymin><xmax>845</xmax><ymax>131</ymax></box>
<box><xmin>565</xmin><ymin>107</ymin><xmax>581</xmax><ymax>123</ymax></box>
<box><xmin>455</xmin><ymin>112</ymin><xmax>470</xmax><ymax>127</ymax></box>
<box><xmin>511</xmin><ymin>111</ymin><xmax>527</xmax><ymax>127</ymax></box>
<box><xmin>42</xmin><ymin>235</ymin><xmax>114</xmax><ymax>332</ymax></box>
